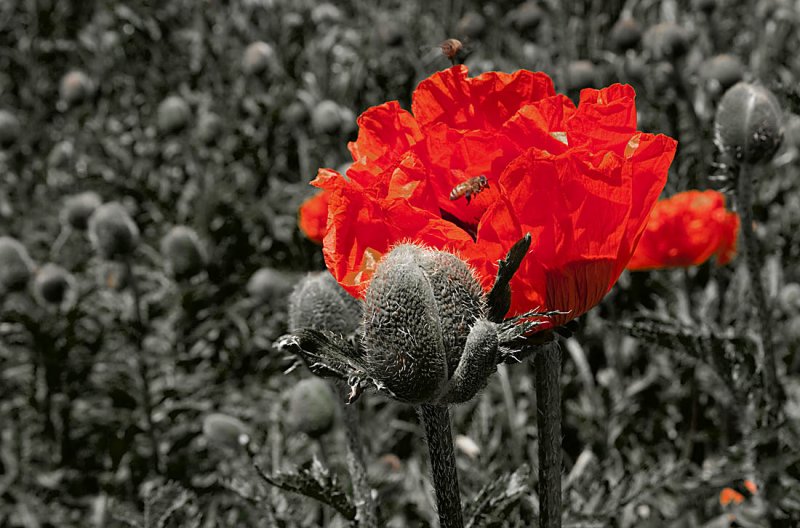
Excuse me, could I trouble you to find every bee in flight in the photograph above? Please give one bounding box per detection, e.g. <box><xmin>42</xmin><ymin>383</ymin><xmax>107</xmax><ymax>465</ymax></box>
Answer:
<box><xmin>449</xmin><ymin>175</ymin><xmax>489</xmax><ymax>205</ymax></box>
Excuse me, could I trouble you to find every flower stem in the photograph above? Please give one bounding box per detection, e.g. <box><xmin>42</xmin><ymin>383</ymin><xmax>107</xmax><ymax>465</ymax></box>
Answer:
<box><xmin>342</xmin><ymin>400</ymin><xmax>378</xmax><ymax>528</ymax></box>
<box><xmin>418</xmin><ymin>404</ymin><xmax>463</xmax><ymax>528</ymax></box>
<box><xmin>535</xmin><ymin>341</ymin><xmax>562</xmax><ymax>528</ymax></box>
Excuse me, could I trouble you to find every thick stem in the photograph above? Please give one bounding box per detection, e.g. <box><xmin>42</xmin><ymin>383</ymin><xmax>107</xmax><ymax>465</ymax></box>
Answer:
<box><xmin>535</xmin><ymin>341</ymin><xmax>562</xmax><ymax>528</ymax></box>
<box><xmin>418</xmin><ymin>404</ymin><xmax>463</xmax><ymax>528</ymax></box>
<box><xmin>736</xmin><ymin>165</ymin><xmax>779</xmax><ymax>415</ymax></box>
<box><xmin>124</xmin><ymin>259</ymin><xmax>162</xmax><ymax>474</ymax></box>
<box><xmin>341</xmin><ymin>398</ymin><xmax>378</xmax><ymax>527</ymax></box>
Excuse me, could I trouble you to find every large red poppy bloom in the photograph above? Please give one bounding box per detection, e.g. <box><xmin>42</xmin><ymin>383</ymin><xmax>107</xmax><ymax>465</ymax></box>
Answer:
<box><xmin>298</xmin><ymin>189</ymin><xmax>330</xmax><ymax>244</ymax></box>
<box><xmin>627</xmin><ymin>189</ymin><xmax>739</xmax><ymax>271</ymax></box>
<box><xmin>313</xmin><ymin>66</ymin><xmax>677</xmax><ymax>321</ymax></box>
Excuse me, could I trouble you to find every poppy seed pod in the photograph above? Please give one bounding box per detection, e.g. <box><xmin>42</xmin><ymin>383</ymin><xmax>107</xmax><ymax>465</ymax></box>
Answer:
<box><xmin>287</xmin><ymin>378</ymin><xmax>336</xmax><ymax>438</ymax></box>
<box><xmin>360</xmin><ymin>244</ymin><xmax>490</xmax><ymax>404</ymax></box>
<box><xmin>33</xmin><ymin>264</ymin><xmax>75</xmax><ymax>307</ymax></box>
<box><xmin>702</xmin><ymin>54</ymin><xmax>744</xmax><ymax>93</ymax></box>
<box><xmin>87</xmin><ymin>202</ymin><xmax>140</xmax><ymax>260</ymax></box>
<box><xmin>289</xmin><ymin>271</ymin><xmax>361</xmax><ymax>334</ymax></box>
<box><xmin>59</xmin><ymin>70</ymin><xmax>94</xmax><ymax>106</ymax></box>
<box><xmin>202</xmin><ymin>413</ymin><xmax>251</xmax><ymax>450</ymax></box>
<box><xmin>157</xmin><ymin>95</ymin><xmax>191</xmax><ymax>134</ymax></box>
<box><xmin>61</xmin><ymin>191</ymin><xmax>102</xmax><ymax>231</ymax></box>
<box><xmin>311</xmin><ymin>100</ymin><xmax>343</xmax><ymax>134</ymax></box>
<box><xmin>0</xmin><ymin>237</ymin><xmax>34</xmax><ymax>293</ymax></box>
<box><xmin>610</xmin><ymin>17</ymin><xmax>642</xmax><ymax>51</ymax></box>
<box><xmin>0</xmin><ymin>110</ymin><xmax>20</xmax><ymax>146</ymax></box>
<box><xmin>714</xmin><ymin>82</ymin><xmax>783</xmax><ymax>164</ymax></box>
<box><xmin>644</xmin><ymin>23</ymin><xmax>689</xmax><ymax>61</ymax></box>
<box><xmin>242</xmin><ymin>41</ymin><xmax>277</xmax><ymax>76</ymax></box>
<box><xmin>160</xmin><ymin>226</ymin><xmax>206</xmax><ymax>279</ymax></box>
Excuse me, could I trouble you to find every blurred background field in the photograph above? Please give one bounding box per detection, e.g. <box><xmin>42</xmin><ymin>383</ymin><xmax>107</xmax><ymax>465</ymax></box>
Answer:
<box><xmin>1</xmin><ymin>0</ymin><xmax>800</xmax><ymax>526</ymax></box>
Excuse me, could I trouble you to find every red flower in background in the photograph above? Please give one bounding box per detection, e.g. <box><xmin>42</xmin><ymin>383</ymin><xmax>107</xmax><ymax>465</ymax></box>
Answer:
<box><xmin>314</xmin><ymin>66</ymin><xmax>677</xmax><ymax>321</ymax></box>
<box><xmin>627</xmin><ymin>190</ymin><xmax>739</xmax><ymax>271</ymax></box>
<box><xmin>298</xmin><ymin>189</ymin><xmax>329</xmax><ymax>244</ymax></box>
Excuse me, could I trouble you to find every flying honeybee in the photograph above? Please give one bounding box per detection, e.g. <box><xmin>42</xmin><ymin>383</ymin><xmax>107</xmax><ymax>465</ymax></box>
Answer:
<box><xmin>440</xmin><ymin>38</ymin><xmax>464</xmax><ymax>64</ymax></box>
<box><xmin>449</xmin><ymin>175</ymin><xmax>489</xmax><ymax>204</ymax></box>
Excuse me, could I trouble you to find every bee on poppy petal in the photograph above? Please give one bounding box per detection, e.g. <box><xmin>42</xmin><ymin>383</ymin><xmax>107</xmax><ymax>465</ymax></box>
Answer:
<box><xmin>450</xmin><ymin>175</ymin><xmax>489</xmax><ymax>205</ymax></box>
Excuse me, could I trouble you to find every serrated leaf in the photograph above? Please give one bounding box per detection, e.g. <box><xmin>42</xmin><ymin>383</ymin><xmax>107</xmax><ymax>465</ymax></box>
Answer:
<box><xmin>465</xmin><ymin>464</ymin><xmax>531</xmax><ymax>528</ymax></box>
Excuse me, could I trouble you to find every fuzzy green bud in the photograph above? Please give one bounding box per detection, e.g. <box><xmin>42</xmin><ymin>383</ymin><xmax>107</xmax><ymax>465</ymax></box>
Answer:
<box><xmin>361</xmin><ymin>244</ymin><xmax>488</xmax><ymax>404</ymax></box>
<box><xmin>202</xmin><ymin>413</ymin><xmax>251</xmax><ymax>450</ymax></box>
<box><xmin>714</xmin><ymin>82</ymin><xmax>783</xmax><ymax>164</ymax></box>
<box><xmin>160</xmin><ymin>226</ymin><xmax>206</xmax><ymax>279</ymax></box>
<box><xmin>0</xmin><ymin>237</ymin><xmax>34</xmax><ymax>292</ymax></box>
<box><xmin>87</xmin><ymin>202</ymin><xmax>140</xmax><ymax>260</ymax></box>
<box><xmin>61</xmin><ymin>191</ymin><xmax>102</xmax><ymax>231</ymax></box>
<box><xmin>33</xmin><ymin>264</ymin><xmax>75</xmax><ymax>307</ymax></box>
<box><xmin>157</xmin><ymin>95</ymin><xmax>191</xmax><ymax>134</ymax></box>
<box><xmin>287</xmin><ymin>378</ymin><xmax>336</xmax><ymax>438</ymax></box>
<box><xmin>288</xmin><ymin>271</ymin><xmax>361</xmax><ymax>334</ymax></box>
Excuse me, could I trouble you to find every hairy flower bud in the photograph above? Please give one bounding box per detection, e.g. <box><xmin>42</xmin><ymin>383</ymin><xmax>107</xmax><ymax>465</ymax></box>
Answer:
<box><xmin>287</xmin><ymin>378</ymin><xmax>336</xmax><ymax>438</ymax></box>
<box><xmin>311</xmin><ymin>100</ymin><xmax>343</xmax><ymax>134</ymax></box>
<box><xmin>242</xmin><ymin>41</ymin><xmax>277</xmax><ymax>76</ymax></box>
<box><xmin>610</xmin><ymin>17</ymin><xmax>642</xmax><ymax>51</ymax></box>
<box><xmin>88</xmin><ymin>202</ymin><xmax>140</xmax><ymax>260</ymax></box>
<box><xmin>61</xmin><ymin>191</ymin><xmax>102</xmax><ymax>231</ymax></box>
<box><xmin>59</xmin><ymin>70</ymin><xmax>94</xmax><ymax>106</ymax></box>
<box><xmin>160</xmin><ymin>226</ymin><xmax>206</xmax><ymax>279</ymax></box>
<box><xmin>714</xmin><ymin>82</ymin><xmax>783</xmax><ymax>164</ymax></box>
<box><xmin>157</xmin><ymin>95</ymin><xmax>191</xmax><ymax>134</ymax></box>
<box><xmin>33</xmin><ymin>264</ymin><xmax>75</xmax><ymax>307</ymax></box>
<box><xmin>0</xmin><ymin>237</ymin><xmax>34</xmax><ymax>293</ymax></box>
<box><xmin>289</xmin><ymin>271</ymin><xmax>361</xmax><ymax>334</ymax></box>
<box><xmin>202</xmin><ymin>413</ymin><xmax>251</xmax><ymax>450</ymax></box>
<box><xmin>361</xmin><ymin>244</ymin><xmax>489</xmax><ymax>404</ymax></box>
<box><xmin>0</xmin><ymin>110</ymin><xmax>21</xmax><ymax>146</ymax></box>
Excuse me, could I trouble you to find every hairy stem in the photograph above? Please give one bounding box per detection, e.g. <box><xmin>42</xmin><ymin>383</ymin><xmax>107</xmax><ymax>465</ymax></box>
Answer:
<box><xmin>342</xmin><ymin>400</ymin><xmax>378</xmax><ymax>527</ymax></box>
<box><xmin>418</xmin><ymin>404</ymin><xmax>463</xmax><ymax>528</ymax></box>
<box><xmin>535</xmin><ymin>341</ymin><xmax>562</xmax><ymax>528</ymax></box>
<box><xmin>124</xmin><ymin>259</ymin><xmax>162</xmax><ymax>474</ymax></box>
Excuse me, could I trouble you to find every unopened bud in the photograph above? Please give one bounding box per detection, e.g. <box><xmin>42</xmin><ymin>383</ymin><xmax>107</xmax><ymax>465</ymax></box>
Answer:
<box><xmin>702</xmin><ymin>54</ymin><xmax>744</xmax><ymax>93</ymax></box>
<box><xmin>195</xmin><ymin>112</ymin><xmax>221</xmax><ymax>144</ymax></box>
<box><xmin>714</xmin><ymin>82</ymin><xmax>783</xmax><ymax>164</ymax></box>
<box><xmin>33</xmin><ymin>264</ymin><xmax>75</xmax><ymax>307</ymax></box>
<box><xmin>643</xmin><ymin>23</ymin><xmax>689</xmax><ymax>61</ymax></box>
<box><xmin>0</xmin><ymin>237</ymin><xmax>34</xmax><ymax>292</ymax></box>
<box><xmin>88</xmin><ymin>202</ymin><xmax>140</xmax><ymax>260</ymax></box>
<box><xmin>565</xmin><ymin>60</ymin><xmax>598</xmax><ymax>93</ymax></box>
<box><xmin>289</xmin><ymin>271</ymin><xmax>361</xmax><ymax>334</ymax></box>
<box><xmin>157</xmin><ymin>95</ymin><xmax>191</xmax><ymax>134</ymax></box>
<box><xmin>61</xmin><ymin>191</ymin><xmax>102</xmax><ymax>231</ymax></box>
<box><xmin>507</xmin><ymin>2</ymin><xmax>543</xmax><ymax>35</ymax></box>
<box><xmin>59</xmin><ymin>70</ymin><xmax>94</xmax><ymax>106</ymax></box>
<box><xmin>610</xmin><ymin>17</ymin><xmax>642</xmax><ymax>51</ymax></box>
<box><xmin>287</xmin><ymin>378</ymin><xmax>336</xmax><ymax>438</ymax></box>
<box><xmin>283</xmin><ymin>101</ymin><xmax>308</xmax><ymax>126</ymax></box>
<box><xmin>202</xmin><ymin>413</ymin><xmax>251</xmax><ymax>450</ymax></box>
<box><xmin>242</xmin><ymin>41</ymin><xmax>277</xmax><ymax>76</ymax></box>
<box><xmin>247</xmin><ymin>267</ymin><xmax>297</xmax><ymax>304</ymax></box>
<box><xmin>456</xmin><ymin>12</ymin><xmax>486</xmax><ymax>39</ymax></box>
<box><xmin>361</xmin><ymin>244</ymin><xmax>487</xmax><ymax>403</ymax></box>
<box><xmin>160</xmin><ymin>226</ymin><xmax>206</xmax><ymax>279</ymax></box>
<box><xmin>0</xmin><ymin>110</ymin><xmax>21</xmax><ymax>147</ymax></box>
<box><xmin>311</xmin><ymin>100</ymin><xmax>343</xmax><ymax>134</ymax></box>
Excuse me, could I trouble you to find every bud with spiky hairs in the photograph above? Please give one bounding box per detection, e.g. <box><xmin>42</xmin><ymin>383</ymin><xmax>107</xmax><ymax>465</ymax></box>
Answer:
<box><xmin>0</xmin><ymin>236</ymin><xmax>34</xmax><ymax>293</ymax></box>
<box><xmin>160</xmin><ymin>226</ymin><xmax>206</xmax><ymax>279</ymax></box>
<box><xmin>715</xmin><ymin>82</ymin><xmax>783</xmax><ymax>164</ymax></box>
<box><xmin>202</xmin><ymin>413</ymin><xmax>251</xmax><ymax>451</ymax></box>
<box><xmin>287</xmin><ymin>377</ymin><xmax>337</xmax><ymax>438</ymax></box>
<box><xmin>33</xmin><ymin>264</ymin><xmax>75</xmax><ymax>307</ymax></box>
<box><xmin>61</xmin><ymin>191</ymin><xmax>102</xmax><ymax>231</ymax></box>
<box><xmin>87</xmin><ymin>202</ymin><xmax>140</xmax><ymax>260</ymax></box>
<box><xmin>289</xmin><ymin>271</ymin><xmax>361</xmax><ymax>334</ymax></box>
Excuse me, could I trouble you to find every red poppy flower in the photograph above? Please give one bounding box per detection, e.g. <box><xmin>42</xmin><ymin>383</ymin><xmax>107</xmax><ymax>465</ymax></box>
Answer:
<box><xmin>313</xmin><ymin>66</ymin><xmax>677</xmax><ymax>321</ymax></box>
<box><xmin>627</xmin><ymin>190</ymin><xmax>739</xmax><ymax>271</ymax></box>
<box><xmin>298</xmin><ymin>189</ymin><xmax>330</xmax><ymax>244</ymax></box>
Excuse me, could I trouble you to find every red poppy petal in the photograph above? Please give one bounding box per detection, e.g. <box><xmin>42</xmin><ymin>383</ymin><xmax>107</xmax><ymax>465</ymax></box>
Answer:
<box><xmin>568</xmin><ymin>84</ymin><xmax>638</xmax><ymax>153</ymax></box>
<box><xmin>503</xmin><ymin>95</ymin><xmax>577</xmax><ymax>155</ymax></box>
<box><xmin>468</xmin><ymin>69</ymin><xmax>556</xmax><ymax>129</ymax></box>
<box><xmin>298</xmin><ymin>189</ymin><xmax>329</xmax><ymax>243</ymax></box>
<box><xmin>347</xmin><ymin>101</ymin><xmax>422</xmax><ymax>186</ymax></box>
